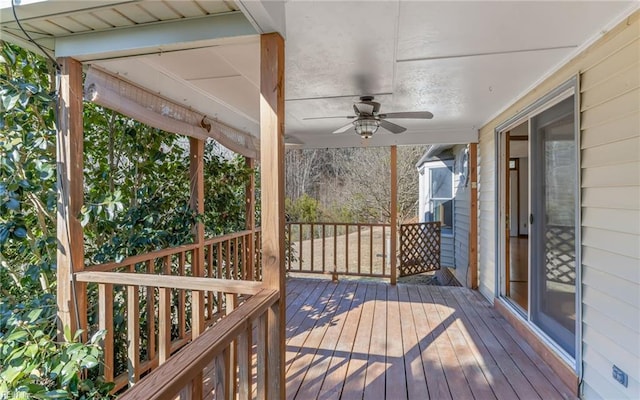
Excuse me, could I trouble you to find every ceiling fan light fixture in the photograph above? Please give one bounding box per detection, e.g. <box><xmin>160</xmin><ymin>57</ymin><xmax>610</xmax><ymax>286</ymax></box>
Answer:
<box><xmin>354</xmin><ymin>118</ymin><xmax>379</xmax><ymax>139</ymax></box>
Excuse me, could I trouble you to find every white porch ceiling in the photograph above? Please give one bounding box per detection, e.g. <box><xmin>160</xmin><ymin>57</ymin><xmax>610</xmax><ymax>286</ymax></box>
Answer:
<box><xmin>1</xmin><ymin>0</ymin><xmax>636</xmax><ymax>149</ymax></box>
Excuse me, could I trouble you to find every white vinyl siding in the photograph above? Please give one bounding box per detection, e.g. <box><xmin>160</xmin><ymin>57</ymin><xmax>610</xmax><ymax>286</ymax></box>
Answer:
<box><xmin>580</xmin><ymin>27</ymin><xmax>640</xmax><ymax>398</ymax></box>
<box><xmin>476</xmin><ymin>11</ymin><xmax>639</xmax><ymax>399</ymax></box>
<box><xmin>478</xmin><ymin>126</ymin><xmax>496</xmax><ymax>301</ymax></box>
<box><xmin>452</xmin><ymin>145</ymin><xmax>471</xmax><ymax>285</ymax></box>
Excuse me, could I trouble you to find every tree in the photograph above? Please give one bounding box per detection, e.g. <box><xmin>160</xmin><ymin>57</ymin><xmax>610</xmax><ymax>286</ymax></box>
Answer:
<box><xmin>284</xmin><ymin>146</ymin><xmax>424</xmax><ymax>223</ymax></box>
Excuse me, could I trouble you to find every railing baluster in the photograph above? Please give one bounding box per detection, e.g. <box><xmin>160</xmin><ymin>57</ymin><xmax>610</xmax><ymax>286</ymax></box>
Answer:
<box><xmin>158</xmin><ymin>286</ymin><xmax>171</xmax><ymax>364</ymax></box>
<box><xmin>345</xmin><ymin>223</ymin><xmax>349</xmax><ymax>274</ymax></box>
<box><xmin>256</xmin><ymin>312</ymin><xmax>267</xmax><ymax>400</ymax></box>
<box><xmin>145</xmin><ymin>260</ymin><xmax>156</xmax><ymax>363</ymax></box>
<box><xmin>207</xmin><ymin>244</ymin><xmax>214</xmax><ymax>320</ymax></box>
<box><xmin>298</xmin><ymin>223</ymin><xmax>303</xmax><ymax>271</ymax></box>
<box><xmin>357</xmin><ymin>224</ymin><xmax>361</xmax><ymax>275</ymax></box>
<box><xmin>178</xmin><ymin>252</ymin><xmax>186</xmax><ymax>340</ymax></box>
<box><xmin>370</xmin><ymin>225</ymin><xmax>374</xmax><ymax>274</ymax></box>
<box><xmin>382</xmin><ymin>225</ymin><xmax>387</xmax><ymax>276</ymax></box>
<box><xmin>127</xmin><ymin>265</ymin><xmax>139</xmax><ymax>386</ymax></box>
<box><xmin>225</xmin><ymin>239</ymin><xmax>231</xmax><ymax>281</ymax></box>
<box><xmin>333</xmin><ymin>224</ymin><xmax>337</xmax><ymax>272</ymax></box>
<box><xmin>214</xmin><ymin>350</ymin><xmax>228</xmax><ymax>400</ymax></box>
<box><xmin>226</xmin><ymin>293</ymin><xmax>238</xmax><ymax>399</ymax></box>
<box><xmin>98</xmin><ymin>283</ymin><xmax>114</xmax><ymax>382</ymax></box>
<box><xmin>233</xmin><ymin>237</ymin><xmax>239</xmax><ymax>279</ymax></box>
<box><xmin>310</xmin><ymin>223</ymin><xmax>314</xmax><ymax>272</ymax></box>
<box><xmin>237</xmin><ymin>322</ymin><xmax>252</xmax><ymax>400</ymax></box>
<box><xmin>217</xmin><ymin>243</ymin><xmax>223</xmax><ymax>315</ymax></box>
<box><xmin>322</xmin><ymin>224</ymin><xmax>326</xmax><ymax>273</ymax></box>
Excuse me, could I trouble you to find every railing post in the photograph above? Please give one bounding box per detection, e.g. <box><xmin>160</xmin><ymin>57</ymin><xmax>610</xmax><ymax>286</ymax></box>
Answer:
<box><xmin>469</xmin><ymin>143</ymin><xmax>479</xmax><ymax>289</ymax></box>
<box><xmin>260</xmin><ymin>32</ymin><xmax>286</xmax><ymax>400</ymax></box>
<box><xmin>390</xmin><ymin>145</ymin><xmax>398</xmax><ymax>285</ymax></box>
<box><xmin>189</xmin><ymin>137</ymin><xmax>205</xmax><ymax>398</ymax></box>
<box><xmin>56</xmin><ymin>57</ymin><xmax>86</xmax><ymax>341</ymax></box>
<box><xmin>245</xmin><ymin>157</ymin><xmax>256</xmax><ymax>280</ymax></box>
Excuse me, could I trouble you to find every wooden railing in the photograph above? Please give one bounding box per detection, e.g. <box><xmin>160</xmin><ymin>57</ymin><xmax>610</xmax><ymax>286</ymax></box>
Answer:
<box><xmin>80</xmin><ymin>229</ymin><xmax>262</xmax><ymax>393</ymax></box>
<box><xmin>286</xmin><ymin>222</ymin><xmax>392</xmax><ymax>278</ymax></box>
<box><xmin>118</xmin><ymin>287</ymin><xmax>278</xmax><ymax>400</ymax></box>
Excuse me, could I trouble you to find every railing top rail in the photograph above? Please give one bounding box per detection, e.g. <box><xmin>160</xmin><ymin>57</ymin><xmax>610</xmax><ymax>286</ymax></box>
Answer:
<box><xmin>203</xmin><ymin>228</ymin><xmax>258</xmax><ymax>245</ymax></box>
<box><xmin>85</xmin><ymin>228</ymin><xmax>262</xmax><ymax>272</ymax></box>
<box><xmin>75</xmin><ymin>271</ymin><xmax>264</xmax><ymax>295</ymax></box>
<box><xmin>85</xmin><ymin>243</ymin><xmax>200</xmax><ymax>272</ymax></box>
<box><xmin>118</xmin><ymin>288</ymin><xmax>279</xmax><ymax>400</ymax></box>
<box><xmin>286</xmin><ymin>221</ymin><xmax>391</xmax><ymax>227</ymax></box>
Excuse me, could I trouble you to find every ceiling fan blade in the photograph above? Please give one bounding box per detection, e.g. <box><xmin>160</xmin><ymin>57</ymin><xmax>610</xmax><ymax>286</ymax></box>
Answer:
<box><xmin>332</xmin><ymin>122</ymin><xmax>354</xmax><ymax>134</ymax></box>
<box><xmin>379</xmin><ymin>111</ymin><xmax>434</xmax><ymax>119</ymax></box>
<box><xmin>379</xmin><ymin>120</ymin><xmax>406</xmax><ymax>134</ymax></box>
<box><xmin>303</xmin><ymin>115</ymin><xmax>356</xmax><ymax>120</ymax></box>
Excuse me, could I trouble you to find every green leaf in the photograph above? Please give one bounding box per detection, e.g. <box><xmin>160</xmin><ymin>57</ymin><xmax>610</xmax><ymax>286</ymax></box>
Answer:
<box><xmin>13</xmin><ymin>226</ymin><xmax>28</xmax><ymax>239</ymax></box>
<box><xmin>40</xmin><ymin>389</ymin><xmax>70</xmax><ymax>399</ymax></box>
<box><xmin>27</xmin><ymin>308</ymin><xmax>43</xmax><ymax>322</ymax></box>
<box><xmin>5</xmin><ymin>198</ymin><xmax>20</xmax><ymax>210</ymax></box>
<box><xmin>6</xmin><ymin>329</ymin><xmax>28</xmax><ymax>342</ymax></box>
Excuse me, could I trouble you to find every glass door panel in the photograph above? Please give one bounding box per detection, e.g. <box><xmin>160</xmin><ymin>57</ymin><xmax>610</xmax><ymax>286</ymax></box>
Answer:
<box><xmin>530</xmin><ymin>96</ymin><xmax>577</xmax><ymax>357</ymax></box>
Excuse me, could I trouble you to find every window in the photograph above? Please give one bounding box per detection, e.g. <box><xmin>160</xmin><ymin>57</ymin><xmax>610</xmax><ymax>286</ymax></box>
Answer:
<box><xmin>421</xmin><ymin>162</ymin><xmax>454</xmax><ymax>234</ymax></box>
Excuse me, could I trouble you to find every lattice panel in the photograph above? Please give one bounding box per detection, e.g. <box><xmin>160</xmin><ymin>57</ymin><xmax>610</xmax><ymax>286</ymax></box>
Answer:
<box><xmin>545</xmin><ymin>225</ymin><xmax>576</xmax><ymax>285</ymax></box>
<box><xmin>399</xmin><ymin>222</ymin><xmax>441</xmax><ymax>277</ymax></box>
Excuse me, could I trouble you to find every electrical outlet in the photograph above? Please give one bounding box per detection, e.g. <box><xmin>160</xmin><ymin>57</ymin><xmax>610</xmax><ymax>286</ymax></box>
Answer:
<box><xmin>613</xmin><ymin>365</ymin><xmax>628</xmax><ymax>387</ymax></box>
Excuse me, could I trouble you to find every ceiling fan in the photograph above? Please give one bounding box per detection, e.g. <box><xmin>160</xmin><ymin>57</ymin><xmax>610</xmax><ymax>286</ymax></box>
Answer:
<box><xmin>303</xmin><ymin>96</ymin><xmax>433</xmax><ymax>138</ymax></box>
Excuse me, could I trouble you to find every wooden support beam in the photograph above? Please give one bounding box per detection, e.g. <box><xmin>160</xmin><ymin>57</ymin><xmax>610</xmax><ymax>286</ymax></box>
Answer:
<box><xmin>390</xmin><ymin>145</ymin><xmax>398</xmax><ymax>285</ymax></box>
<box><xmin>189</xmin><ymin>137</ymin><xmax>205</xmax><ymax>399</ymax></box>
<box><xmin>245</xmin><ymin>157</ymin><xmax>256</xmax><ymax>280</ymax></box>
<box><xmin>260</xmin><ymin>32</ymin><xmax>286</xmax><ymax>400</ymax></box>
<box><xmin>469</xmin><ymin>143</ymin><xmax>478</xmax><ymax>289</ymax></box>
<box><xmin>56</xmin><ymin>57</ymin><xmax>85</xmax><ymax>341</ymax></box>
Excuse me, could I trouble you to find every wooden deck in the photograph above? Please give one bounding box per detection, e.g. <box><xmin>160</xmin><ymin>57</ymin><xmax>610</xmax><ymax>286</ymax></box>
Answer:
<box><xmin>284</xmin><ymin>278</ymin><xmax>577</xmax><ymax>400</ymax></box>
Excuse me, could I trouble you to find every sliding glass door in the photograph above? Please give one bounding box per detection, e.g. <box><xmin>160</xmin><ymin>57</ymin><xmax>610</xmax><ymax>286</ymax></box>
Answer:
<box><xmin>530</xmin><ymin>95</ymin><xmax>578</xmax><ymax>357</ymax></box>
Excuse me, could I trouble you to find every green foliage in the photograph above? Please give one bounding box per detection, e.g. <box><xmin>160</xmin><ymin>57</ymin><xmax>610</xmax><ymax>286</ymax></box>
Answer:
<box><xmin>0</xmin><ymin>306</ymin><xmax>114</xmax><ymax>399</ymax></box>
<box><xmin>203</xmin><ymin>144</ymin><xmax>253</xmax><ymax>236</ymax></box>
<box><xmin>0</xmin><ymin>42</ymin><xmax>57</xmax><ymax>299</ymax></box>
<box><xmin>285</xmin><ymin>194</ymin><xmax>322</xmax><ymax>223</ymax></box>
<box><xmin>1</xmin><ymin>40</ymin><xmax>253</xmax><ymax>396</ymax></box>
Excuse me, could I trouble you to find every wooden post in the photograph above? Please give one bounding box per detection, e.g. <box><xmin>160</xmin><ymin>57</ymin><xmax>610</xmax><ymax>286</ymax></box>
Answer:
<box><xmin>56</xmin><ymin>57</ymin><xmax>86</xmax><ymax>341</ymax></box>
<box><xmin>260</xmin><ymin>32</ymin><xmax>286</xmax><ymax>400</ymax></box>
<box><xmin>469</xmin><ymin>143</ymin><xmax>478</xmax><ymax>289</ymax></box>
<box><xmin>245</xmin><ymin>157</ymin><xmax>256</xmax><ymax>280</ymax></box>
<box><xmin>189</xmin><ymin>137</ymin><xmax>205</xmax><ymax>398</ymax></box>
<box><xmin>390</xmin><ymin>145</ymin><xmax>398</xmax><ymax>285</ymax></box>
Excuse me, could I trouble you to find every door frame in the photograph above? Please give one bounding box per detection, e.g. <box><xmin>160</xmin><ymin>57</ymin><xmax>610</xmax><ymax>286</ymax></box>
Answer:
<box><xmin>494</xmin><ymin>76</ymin><xmax>582</xmax><ymax>374</ymax></box>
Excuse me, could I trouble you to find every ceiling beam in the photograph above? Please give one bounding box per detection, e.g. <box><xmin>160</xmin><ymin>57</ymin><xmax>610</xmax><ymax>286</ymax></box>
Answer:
<box><xmin>236</xmin><ymin>0</ymin><xmax>285</xmax><ymax>37</ymax></box>
<box><xmin>55</xmin><ymin>12</ymin><xmax>256</xmax><ymax>61</ymax></box>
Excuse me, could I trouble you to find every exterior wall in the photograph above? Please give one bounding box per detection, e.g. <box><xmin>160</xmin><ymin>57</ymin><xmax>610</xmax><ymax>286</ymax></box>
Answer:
<box><xmin>452</xmin><ymin>144</ymin><xmax>470</xmax><ymax>285</ymax></box>
<box><xmin>478</xmin><ymin>125</ymin><xmax>497</xmax><ymax>300</ymax></box>
<box><xmin>476</xmin><ymin>11</ymin><xmax>639</xmax><ymax>399</ymax></box>
<box><xmin>417</xmin><ymin>145</ymin><xmax>471</xmax><ymax>280</ymax></box>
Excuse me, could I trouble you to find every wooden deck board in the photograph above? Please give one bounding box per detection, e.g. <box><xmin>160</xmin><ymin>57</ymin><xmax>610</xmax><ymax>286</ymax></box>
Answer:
<box><xmin>201</xmin><ymin>278</ymin><xmax>577</xmax><ymax>399</ymax></box>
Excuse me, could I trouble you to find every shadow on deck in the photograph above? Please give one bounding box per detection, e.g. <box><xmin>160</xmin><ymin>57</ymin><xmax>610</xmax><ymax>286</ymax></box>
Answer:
<box><xmin>284</xmin><ymin>277</ymin><xmax>576</xmax><ymax>400</ymax></box>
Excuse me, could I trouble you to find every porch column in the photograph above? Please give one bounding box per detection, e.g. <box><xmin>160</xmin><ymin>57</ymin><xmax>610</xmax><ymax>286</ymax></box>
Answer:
<box><xmin>469</xmin><ymin>143</ymin><xmax>478</xmax><ymax>289</ymax></box>
<box><xmin>260</xmin><ymin>32</ymin><xmax>286</xmax><ymax>399</ymax></box>
<box><xmin>390</xmin><ymin>145</ymin><xmax>398</xmax><ymax>285</ymax></box>
<box><xmin>56</xmin><ymin>57</ymin><xmax>86</xmax><ymax>341</ymax></box>
<box><xmin>245</xmin><ymin>157</ymin><xmax>256</xmax><ymax>280</ymax></box>
<box><xmin>189</xmin><ymin>137</ymin><xmax>205</xmax><ymax>398</ymax></box>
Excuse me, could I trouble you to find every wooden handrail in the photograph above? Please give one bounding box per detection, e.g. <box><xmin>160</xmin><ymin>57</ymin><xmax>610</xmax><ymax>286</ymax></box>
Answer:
<box><xmin>85</xmin><ymin>243</ymin><xmax>200</xmax><ymax>272</ymax></box>
<box><xmin>118</xmin><ymin>288</ymin><xmax>279</xmax><ymax>400</ymax></box>
<box><xmin>85</xmin><ymin>228</ymin><xmax>262</xmax><ymax>272</ymax></box>
<box><xmin>75</xmin><ymin>271</ymin><xmax>263</xmax><ymax>295</ymax></box>
<box><xmin>204</xmin><ymin>227</ymin><xmax>261</xmax><ymax>246</ymax></box>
